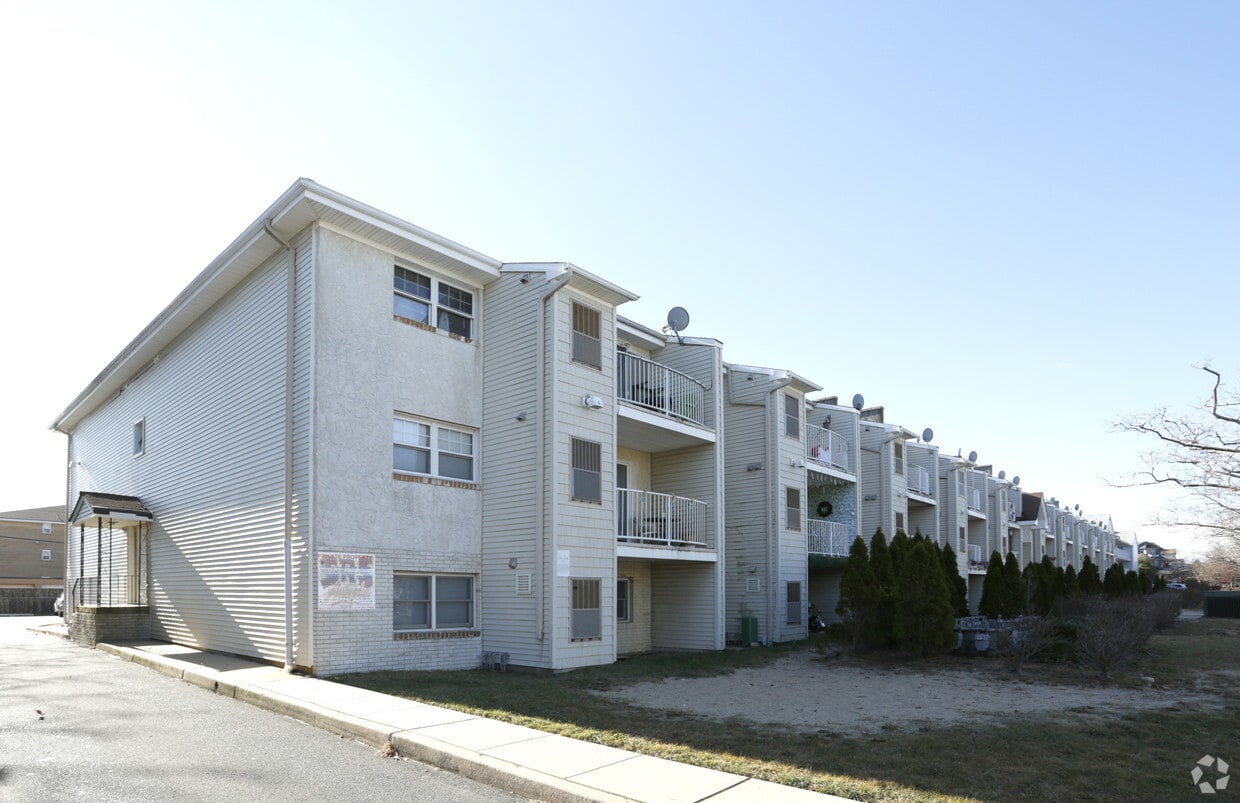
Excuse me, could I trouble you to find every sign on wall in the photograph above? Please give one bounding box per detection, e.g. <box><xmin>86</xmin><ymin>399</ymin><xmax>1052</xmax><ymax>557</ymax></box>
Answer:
<box><xmin>318</xmin><ymin>552</ymin><xmax>376</xmax><ymax>610</ymax></box>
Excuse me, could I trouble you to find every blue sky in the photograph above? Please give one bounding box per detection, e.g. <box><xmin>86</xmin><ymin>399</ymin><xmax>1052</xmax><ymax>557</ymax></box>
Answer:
<box><xmin>2</xmin><ymin>1</ymin><xmax>1236</xmax><ymax>557</ymax></box>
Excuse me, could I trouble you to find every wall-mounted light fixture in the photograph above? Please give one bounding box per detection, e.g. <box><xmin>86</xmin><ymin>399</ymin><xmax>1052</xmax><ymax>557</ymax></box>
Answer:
<box><xmin>582</xmin><ymin>394</ymin><xmax>604</xmax><ymax>410</ymax></box>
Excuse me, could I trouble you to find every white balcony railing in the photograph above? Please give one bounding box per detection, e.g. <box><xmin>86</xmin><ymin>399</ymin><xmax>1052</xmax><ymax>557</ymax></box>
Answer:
<box><xmin>806</xmin><ymin>425</ymin><xmax>850</xmax><ymax>472</ymax></box>
<box><xmin>907</xmin><ymin>464</ymin><xmax>933</xmax><ymax>497</ymax></box>
<box><xmin>967</xmin><ymin>489</ymin><xmax>984</xmax><ymax>513</ymax></box>
<box><xmin>967</xmin><ymin>544</ymin><xmax>984</xmax><ymax>564</ymax></box>
<box><xmin>617</xmin><ymin>488</ymin><xmax>710</xmax><ymax>548</ymax></box>
<box><xmin>617</xmin><ymin>352</ymin><xmax>707</xmax><ymax>427</ymax></box>
<box><xmin>808</xmin><ymin>519</ymin><xmax>853</xmax><ymax>557</ymax></box>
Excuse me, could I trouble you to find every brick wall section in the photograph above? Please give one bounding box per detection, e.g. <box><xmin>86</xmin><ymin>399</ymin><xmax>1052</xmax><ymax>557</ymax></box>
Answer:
<box><xmin>70</xmin><ymin>607</ymin><xmax>152</xmax><ymax>646</ymax></box>
<box><xmin>313</xmin><ymin>546</ymin><xmax>483</xmax><ymax>675</ymax></box>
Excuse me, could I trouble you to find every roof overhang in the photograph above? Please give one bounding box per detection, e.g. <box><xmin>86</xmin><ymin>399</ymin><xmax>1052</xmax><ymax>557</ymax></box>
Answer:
<box><xmin>70</xmin><ymin>492</ymin><xmax>152</xmax><ymax>526</ymax></box>
<box><xmin>53</xmin><ymin>179</ymin><xmax>505</xmax><ymax>433</ymax></box>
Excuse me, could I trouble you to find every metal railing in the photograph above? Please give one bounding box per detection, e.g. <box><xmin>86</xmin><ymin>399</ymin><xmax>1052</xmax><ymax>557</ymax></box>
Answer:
<box><xmin>808</xmin><ymin>519</ymin><xmax>852</xmax><ymax>556</ymax></box>
<box><xmin>805</xmin><ymin>425</ymin><xmax>850</xmax><ymax>472</ymax></box>
<box><xmin>73</xmin><ymin>573</ymin><xmax>146</xmax><ymax>606</ymax></box>
<box><xmin>907</xmin><ymin>464</ymin><xmax>933</xmax><ymax>497</ymax></box>
<box><xmin>616</xmin><ymin>352</ymin><xmax>707</xmax><ymax>426</ymax></box>
<box><xmin>617</xmin><ymin>488</ymin><xmax>710</xmax><ymax>548</ymax></box>
<box><xmin>967</xmin><ymin>489</ymin><xmax>984</xmax><ymax>513</ymax></box>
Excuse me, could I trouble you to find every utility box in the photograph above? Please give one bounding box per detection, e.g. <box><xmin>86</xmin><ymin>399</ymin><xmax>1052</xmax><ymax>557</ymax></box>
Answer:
<box><xmin>740</xmin><ymin>616</ymin><xmax>759</xmax><ymax>644</ymax></box>
<box><xmin>1203</xmin><ymin>591</ymin><xmax>1240</xmax><ymax>618</ymax></box>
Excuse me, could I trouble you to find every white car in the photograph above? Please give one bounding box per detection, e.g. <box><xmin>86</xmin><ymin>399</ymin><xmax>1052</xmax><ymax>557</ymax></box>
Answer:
<box><xmin>1166</xmin><ymin>582</ymin><xmax>1188</xmax><ymax>590</ymax></box>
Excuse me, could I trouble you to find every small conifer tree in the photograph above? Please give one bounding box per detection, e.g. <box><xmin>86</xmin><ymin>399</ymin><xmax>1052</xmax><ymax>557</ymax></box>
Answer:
<box><xmin>869</xmin><ymin>529</ymin><xmax>896</xmax><ymax>646</ymax></box>
<box><xmin>1078</xmin><ymin>556</ymin><xmax>1102</xmax><ymax>596</ymax></box>
<box><xmin>894</xmin><ymin>541</ymin><xmax>956</xmax><ymax>657</ymax></box>
<box><xmin>1003</xmin><ymin>552</ymin><xmax>1025</xmax><ymax>617</ymax></box>
<box><xmin>978</xmin><ymin>551</ymin><xmax>1006</xmax><ymax>618</ymax></box>
<box><xmin>940</xmin><ymin>542</ymin><xmax>970</xmax><ymax>617</ymax></box>
<box><xmin>836</xmin><ymin>536</ymin><xmax>878</xmax><ymax>647</ymax></box>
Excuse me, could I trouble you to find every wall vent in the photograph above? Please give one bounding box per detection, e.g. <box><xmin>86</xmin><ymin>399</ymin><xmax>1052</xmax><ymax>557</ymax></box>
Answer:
<box><xmin>515</xmin><ymin>574</ymin><xmax>533</xmax><ymax>595</ymax></box>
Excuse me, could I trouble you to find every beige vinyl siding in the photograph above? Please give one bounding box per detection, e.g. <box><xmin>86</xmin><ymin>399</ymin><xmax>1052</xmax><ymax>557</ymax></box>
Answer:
<box><xmin>858</xmin><ymin>428</ymin><xmax>884</xmax><ymax>541</ymax></box>
<box><xmin>69</xmin><ymin>244</ymin><xmax>301</xmax><ymax>664</ymax></box>
<box><xmin>480</xmin><ymin>272</ymin><xmax>547</xmax><ymax>667</ymax></box>
<box><xmin>722</xmin><ymin>378</ymin><xmax>770</xmax><ymax>643</ymax></box>
<box><xmin>289</xmin><ymin>231</ymin><xmax>314</xmax><ymax>668</ymax></box>
<box><xmin>776</xmin><ymin>421</ymin><xmax>807</xmax><ymax>642</ymax></box>
<box><xmin>616</xmin><ymin>559</ymin><xmax>651</xmax><ymax>654</ymax></box>
<box><xmin>548</xmin><ymin>288</ymin><xmax>618</xmax><ymax>669</ymax></box>
<box><xmin>650</xmin><ymin>561</ymin><xmax>717</xmax><ymax>650</ymax></box>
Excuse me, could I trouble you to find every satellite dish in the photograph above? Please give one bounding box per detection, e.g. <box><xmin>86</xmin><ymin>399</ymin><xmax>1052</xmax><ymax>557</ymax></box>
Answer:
<box><xmin>967</xmin><ymin>450</ymin><xmax>978</xmax><ymax>463</ymax></box>
<box><xmin>666</xmin><ymin>306</ymin><xmax>690</xmax><ymax>337</ymax></box>
<box><xmin>852</xmin><ymin>393</ymin><xmax>865</xmax><ymax>411</ymax></box>
<box><xmin>1012</xmin><ymin>476</ymin><xmax>1021</xmax><ymax>486</ymax></box>
<box><xmin>998</xmin><ymin>470</ymin><xmax>1006</xmax><ymax>480</ymax></box>
<box><xmin>921</xmin><ymin>427</ymin><xmax>934</xmax><ymax>443</ymax></box>
<box><xmin>1074</xmin><ymin>504</ymin><xmax>1080</xmax><ymax>511</ymax></box>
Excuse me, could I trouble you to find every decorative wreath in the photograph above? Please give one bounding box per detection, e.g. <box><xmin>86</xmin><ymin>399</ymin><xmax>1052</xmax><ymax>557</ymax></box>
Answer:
<box><xmin>816</xmin><ymin>500</ymin><xmax>833</xmax><ymax>517</ymax></box>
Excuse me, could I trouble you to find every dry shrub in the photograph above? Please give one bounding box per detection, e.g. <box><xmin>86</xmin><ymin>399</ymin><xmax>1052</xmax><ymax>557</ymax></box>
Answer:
<box><xmin>1075</xmin><ymin>597</ymin><xmax>1155</xmax><ymax>679</ymax></box>
<box><xmin>991</xmin><ymin>616</ymin><xmax>1052</xmax><ymax>674</ymax></box>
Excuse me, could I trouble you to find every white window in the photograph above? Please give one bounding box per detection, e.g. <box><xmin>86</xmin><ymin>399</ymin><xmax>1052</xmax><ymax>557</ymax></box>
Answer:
<box><xmin>572</xmin><ymin>577</ymin><xmax>602</xmax><ymax>640</ymax></box>
<box><xmin>784</xmin><ymin>394</ymin><xmax>800</xmax><ymax>438</ymax></box>
<box><xmin>393</xmin><ymin>573</ymin><xmax>474</xmax><ymax>630</ymax></box>
<box><xmin>896</xmin><ymin>512</ymin><xmax>905</xmax><ymax>534</ymax></box>
<box><xmin>393</xmin><ymin>416</ymin><xmax>475</xmax><ymax>481</ymax></box>
<box><xmin>893</xmin><ymin>440</ymin><xmax>904</xmax><ymax>475</ymax></box>
<box><xmin>786</xmin><ymin>487</ymin><xmax>801</xmax><ymax>532</ymax></box>
<box><xmin>616</xmin><ymin>577</ymin><xmax>632</xmax><ymax>622</ymax></box>
<box><xmin>571</xmin><ymin>438</ymin><xmax>602</xmax><ymax>503</ymax></box>
<box><xmin>571</xmin><ymin>302</ymin><xmax>602</xmax><ymax>369</ymax></box>
<box><xmin>133</xmin><ymin>419</ymin><xmax>145</xmax><ymax>457</ymax></box>
<box><xmin>41</xmin><ymin>549</ymin><xmax>52</xmax><ymax>561</ymax></box>
<box><xmin>393</xmin><ymin>266</ymin><xmax>474</xmax><ymax>339</ymax></box>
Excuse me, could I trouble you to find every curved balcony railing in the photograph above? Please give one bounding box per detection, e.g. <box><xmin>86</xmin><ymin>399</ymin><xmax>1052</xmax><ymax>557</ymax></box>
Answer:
<box><xmin>617</xmin><ymin>352</ymin><xmax>707</xmax><ymax>426</ymax></box>
<box><xmin>907</xmin><ymin>464</ymin><xmax>933</xmax><ymax>497</ymax></box>
<box><xmin>806</xmin><ymin>425</ymin><xmax>850</xmax><ymax>472</ymax></box>
<box><xmin>808</xmin><ymin>518</ymin><xmax>853</xmax><ymax>557</ymax></box>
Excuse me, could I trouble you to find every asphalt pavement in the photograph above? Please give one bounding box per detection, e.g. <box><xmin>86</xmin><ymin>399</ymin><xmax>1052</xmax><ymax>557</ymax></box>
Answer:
<box><xmin>9</xmin><ymin>617</ymin><xmax>843</xmax><ymax>802</ymax></box>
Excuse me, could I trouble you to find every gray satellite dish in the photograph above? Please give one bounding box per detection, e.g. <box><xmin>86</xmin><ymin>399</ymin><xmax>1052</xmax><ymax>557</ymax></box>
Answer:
<box><xmin>1074</xmin><ymin>504</ymin><xmax>1080</xmax><ymax>511</ymax></box>
<box><xmin>921</xmin><ymin>427</ymin><xmax>934</xmax><ymax>443</ymax></box>
<box><xmin>852</xmin><ymin>393</ymin><xmax>864</xmax><ymax>411</ymax></box>
<box><xmin>967</xmin><ymin>450</ymin><xmax>978</xmax><ymax>463</ymax></box>
<box><xmin>998</xmin><ymin>470</ymin><xmax>1006</xmax><ymax>480</ymax></box>
<box><xmin>1012</xmin><ymin>476</ymin><xmax>1021</xmax><ymax>486</ymax></box>
<box><xmin>666</xmin><ymin>307</ymin><xmax>690</xmax><ymax>343</ymax></box>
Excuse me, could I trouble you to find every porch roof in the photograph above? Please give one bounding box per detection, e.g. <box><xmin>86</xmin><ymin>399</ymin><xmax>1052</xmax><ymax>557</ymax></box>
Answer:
<box><xmin>70</xmin><ymin>492</ymin><xmax>152</xmax><ymax>526</ymax></box>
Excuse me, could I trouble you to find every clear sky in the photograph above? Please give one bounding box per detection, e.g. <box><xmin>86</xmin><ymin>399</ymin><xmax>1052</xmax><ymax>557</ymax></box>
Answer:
<box><xmin>2</xmin><ymin>1</ymin><xmax>1236</xmax><ymax>558</ymax></box>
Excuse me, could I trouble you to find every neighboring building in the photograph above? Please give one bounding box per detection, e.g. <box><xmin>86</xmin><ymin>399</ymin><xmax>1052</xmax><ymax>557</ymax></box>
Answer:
<box><xmin>0</xmin><ymin>505</ymin><xmax>65</xmax><ymax>589</ymax></box>
<box><xmin>1139</xmin><ymin>541</ymin><xmax>1184</xmax><ymax>577</ymax></box>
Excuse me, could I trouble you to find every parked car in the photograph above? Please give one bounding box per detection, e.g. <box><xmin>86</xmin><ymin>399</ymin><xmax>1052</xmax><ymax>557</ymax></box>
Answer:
<box><xmin>1166</xmin><ymin>582</ymin><xmax>1188</xmax><ymax>590</ymax></box>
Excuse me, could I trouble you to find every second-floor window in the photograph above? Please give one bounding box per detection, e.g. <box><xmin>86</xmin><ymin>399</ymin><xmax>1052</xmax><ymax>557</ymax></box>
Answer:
<box><xmin>394</xmin><ymin>266</ymin><xmax>474</xmax><ymax>339</ymax></box>
<box><xmin>393</xmin><ymin>416</ymin><xmax>475</xmax><ymax>481</ymax></box>
<box><xmin>784</xmin><ymin>394</ymin><xmax>800</xmax><ymax>438</ymax></box>
<box><xmin>786</xmin><ymin>487</ymin><xmax>801</xmax><ymax>532</ymax></box>
<box><xmin>572</xmin><ymin>302</ymin><xmax>602</xmax><ymax>369</ymax></box>
<box><xmin>893</xmin><ymin>440</ymin><xmax>904</xmax><ymax>475</ymax></box>
<box><xmin>571</xmin><ymin>438</ymin><xmax>602</xmax><ymax>503</ymax></box>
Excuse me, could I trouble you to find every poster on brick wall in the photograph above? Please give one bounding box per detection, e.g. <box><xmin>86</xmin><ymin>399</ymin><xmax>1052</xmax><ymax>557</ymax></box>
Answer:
<box><xmin>317</xmin><ymin>552</ymin><xmax>375</xmax><ymax>610</ymax></box>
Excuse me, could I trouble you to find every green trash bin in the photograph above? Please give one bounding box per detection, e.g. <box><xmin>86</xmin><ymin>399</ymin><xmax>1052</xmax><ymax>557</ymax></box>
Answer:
<box><xmin>740</xmin><ymin>616</ymin><xmax>759</xmax><ymax>644</ymax></box>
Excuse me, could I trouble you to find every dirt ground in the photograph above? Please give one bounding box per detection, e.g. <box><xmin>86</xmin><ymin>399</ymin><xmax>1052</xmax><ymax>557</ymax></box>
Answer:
<box><xmin>594</xmin><ymin>649</ymin><xmax>1210</xmax><ymax>735</ymax></box>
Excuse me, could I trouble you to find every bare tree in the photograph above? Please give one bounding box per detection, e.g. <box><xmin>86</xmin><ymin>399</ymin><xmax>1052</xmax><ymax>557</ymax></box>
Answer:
<box><xmin>1117</xmin><ymin>366</ymin><xmax>1240</xmax><ymax>560</ymax></box>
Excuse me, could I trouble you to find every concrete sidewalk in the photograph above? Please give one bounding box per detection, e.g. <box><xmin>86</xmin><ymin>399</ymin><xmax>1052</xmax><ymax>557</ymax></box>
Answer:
<box><xmin>32</xmin><ymin>624</ymin><xmax>842</xmax><ymax>802</ymax></box>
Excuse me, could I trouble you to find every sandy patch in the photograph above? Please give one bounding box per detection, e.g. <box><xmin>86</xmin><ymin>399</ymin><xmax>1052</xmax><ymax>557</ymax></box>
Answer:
<box><xmin>595</xmin><ymin>650</ymin><xmax>1210</xmax><ymax>735</ymax></box>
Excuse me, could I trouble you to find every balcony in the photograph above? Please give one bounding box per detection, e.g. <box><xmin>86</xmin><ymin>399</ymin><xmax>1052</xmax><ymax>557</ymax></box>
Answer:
<box><xmin>617</xmin><ymin>488</ymin><xmax>710</xmax><ymax>548</ymax></box>
<box><xmin>617</xmin><ymin>352</ymin><xmax>707</xmax><ymax>427</ymax></box>
<box><xmin>808</xmin><ymin>519</ymin><xmax>853</xmax><ymax>557</ymax></box>
<box><xmin>806</xmin><ymin>425</ymin><xmax>850</xmax><ymax>473</ymax></box>
<box><xmin>967</xmin><ymin>488</ymin><xmax>984</xmax><ymax>514</ymax></box>
<box><xmin>967</xmin><ymin>544</ymin><xmax>988</xmax><ymax>572</ymax></box>
<box><xmin>907</xmin><ymin>464</ymin><xmax>933</xmax><ymax>497</ymax></box>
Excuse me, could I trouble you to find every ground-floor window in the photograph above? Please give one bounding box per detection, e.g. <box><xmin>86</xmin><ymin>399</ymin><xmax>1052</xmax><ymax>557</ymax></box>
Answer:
<box><xmin>393</xmin><ymin>573</ymin><xmax>474</xmax><ymax>631</ymax></box>
<box><xmin>786</xmin><ymin>580</ymin><xmax>802</xmax><ymax>625</ymax></box>
<box><xmin>571</xmin><ymin>577</ymin><xmax>602</xmax><ymax>639</ymax></box>
<box><xmin>616</xmin><ymin>577</ymin><xmax>632</xmax><ymax>622</ymax></box>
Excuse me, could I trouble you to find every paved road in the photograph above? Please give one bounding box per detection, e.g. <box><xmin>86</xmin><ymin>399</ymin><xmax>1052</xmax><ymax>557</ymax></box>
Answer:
<box><xmin>0</xmin><ymin>617</ymin><xmax>524</xmax><ymax>802</ymax></box>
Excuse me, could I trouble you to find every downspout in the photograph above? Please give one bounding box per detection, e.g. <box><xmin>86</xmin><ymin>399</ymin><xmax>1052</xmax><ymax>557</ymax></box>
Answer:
<box><xmin>265</xmin><ymin>220</ymin><xmax>297</xmax><ymax>672</ymax></box>
<box><xmin>538</xmin><ymin>274</ymin><xmax>571</xmax><ymax>653</ymax></box>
